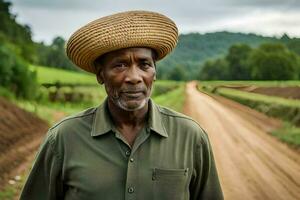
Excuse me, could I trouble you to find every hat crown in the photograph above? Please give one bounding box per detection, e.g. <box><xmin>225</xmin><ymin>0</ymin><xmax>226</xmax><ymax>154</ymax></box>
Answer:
<box><xmin>66</xmin><ymin>10</ymin><xmax>178</xmax><ymax>74</ymax></box>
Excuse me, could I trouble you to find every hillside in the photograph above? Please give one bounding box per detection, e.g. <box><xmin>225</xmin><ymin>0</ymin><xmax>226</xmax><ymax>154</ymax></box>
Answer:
<box><xmin>157</xmin><ymin>31</ymin><xmax>283</xmax><ymax>79</ymax></box>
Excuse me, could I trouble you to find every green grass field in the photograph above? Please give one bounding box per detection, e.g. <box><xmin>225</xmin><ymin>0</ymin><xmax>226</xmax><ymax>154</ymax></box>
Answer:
<box><xmin>153</xmin><ymin>83</ymin><xmax>185</xmax><ymax>112</ymax></box>
<box><xmin>30</xmin><ymin>65</ymin><xmax>97</xmax><ymax>84</ymax></box>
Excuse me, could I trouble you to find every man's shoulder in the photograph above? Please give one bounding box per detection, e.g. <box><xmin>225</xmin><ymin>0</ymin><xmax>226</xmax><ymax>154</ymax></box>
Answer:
<box><xmin>156</xmin><ymin>104</ymin><xmax>192</xmax><ymax>121</ymax></box>
<box><xmin>49</xmin><ymin>106</ymin><xmax>97</xmax><ymax>133</ymax></box>
<box><xmin>155</xmin><ymin>103</ymin><xmax>206</xmax><ymax>136</ymax></box>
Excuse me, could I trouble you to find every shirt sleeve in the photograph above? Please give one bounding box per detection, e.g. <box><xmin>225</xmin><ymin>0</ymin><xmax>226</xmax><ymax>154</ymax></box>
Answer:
<box><xmin>19</xmin><ymin>129</ymin><xmax>64</xmax><ymax>200</ymax></box>
<box><xmin>189</xmin><ymin>131</ymin><xmax>224</xmax><ymax>200</ymax></box>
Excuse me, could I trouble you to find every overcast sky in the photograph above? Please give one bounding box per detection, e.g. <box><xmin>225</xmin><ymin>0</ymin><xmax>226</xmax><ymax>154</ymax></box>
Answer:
<box><xmin>9</xmin><ymin>0</ymin><xmax>300</xmax><ymax>44</ymax></box>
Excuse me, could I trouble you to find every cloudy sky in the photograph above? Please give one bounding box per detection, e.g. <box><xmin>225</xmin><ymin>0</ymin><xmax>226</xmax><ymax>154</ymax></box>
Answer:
<box><xmin>10</xmin><ymin>0</ymin><xmax>300</xmax><ymax>44</ymax></box>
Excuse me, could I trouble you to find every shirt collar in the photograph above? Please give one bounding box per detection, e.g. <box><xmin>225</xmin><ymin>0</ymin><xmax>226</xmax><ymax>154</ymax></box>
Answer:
<box><xmin>148</xmin><ymin>99</ymin><xmax>168</xmax><ymax>137</ymax></box>
<box><xmin>91</xmin><ymin>98</ymin><xmax>168</xmax><ymax>138</ymax></box>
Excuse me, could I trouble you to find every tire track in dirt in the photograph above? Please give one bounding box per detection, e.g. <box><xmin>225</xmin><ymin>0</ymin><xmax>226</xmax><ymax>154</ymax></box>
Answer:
<box><xmin>183</xmin><ymin>82</ymin><xmax>300</xmax><ymax>200</ymax></box>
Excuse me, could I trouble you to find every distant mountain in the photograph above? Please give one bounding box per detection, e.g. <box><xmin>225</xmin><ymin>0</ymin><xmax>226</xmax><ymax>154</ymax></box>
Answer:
<box><xmin>157</xmin><ymin>31</ymin><xmax>294</xmax><ymax>80</ymax></box>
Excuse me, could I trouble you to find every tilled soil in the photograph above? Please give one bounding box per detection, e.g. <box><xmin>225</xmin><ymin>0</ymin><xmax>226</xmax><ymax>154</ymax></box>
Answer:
<box><xmin>250</xmin><ymin>86</ymin><xmax>300</xmax><ymax>100</ymax></box>
<box><xmin>222</xmin><ymin>85</ymin><xmax>300</xmax><ymax>100</ymax></box>
<box><xmin>184</xmin><ymin>82</ymin><xmax>300</xmax><ymax>200</ymax></box>
<box><xmin>0</xmin><ymin>97</ymin><xmax>48</xmax><ymax>188</ymax></box>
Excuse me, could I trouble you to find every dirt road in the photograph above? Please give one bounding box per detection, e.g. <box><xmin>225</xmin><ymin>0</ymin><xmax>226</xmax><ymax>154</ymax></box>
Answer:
<box><xmin>183</xmin><ymin>82</ymin><xmax>300</xmax><ymax>200</ymax></box>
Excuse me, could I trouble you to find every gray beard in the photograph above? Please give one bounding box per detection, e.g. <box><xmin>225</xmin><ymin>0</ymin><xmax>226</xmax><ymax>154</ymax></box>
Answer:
<box><xmin>114</xmin><ymin>97</ymin><xmax>150</xmax><ymax>111</ymax></box>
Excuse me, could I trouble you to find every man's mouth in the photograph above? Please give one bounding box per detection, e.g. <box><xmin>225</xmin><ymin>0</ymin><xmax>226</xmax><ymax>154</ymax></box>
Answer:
<box><xmin>121</xmin><ymin>90</ymin><xmax>144</xmax><ymax>98</ymax></box>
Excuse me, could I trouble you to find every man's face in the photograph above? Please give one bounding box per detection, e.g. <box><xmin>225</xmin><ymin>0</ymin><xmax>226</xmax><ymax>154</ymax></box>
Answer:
<box><xmin>97</xmin><ymin>47</ymin><xmax>156</xmax><ymax>111</ymax></box>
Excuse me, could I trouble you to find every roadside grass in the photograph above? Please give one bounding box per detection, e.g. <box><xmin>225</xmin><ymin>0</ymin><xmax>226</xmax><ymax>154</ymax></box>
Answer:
<box><xmin>271</xmin><ymin>122</ymin><xmax>300</xmax><ymax>148</ymax></box>
<box><xmin>199</xmin><ymin>81</ymin><xmax>300</xmax><ymax>148</ymax></box>
<box><xmin>0</xmin><ymin>172</ymin><xmax>27</xmax><ymax>200</ymax></box>
<box><xmin>0</xmin><ymin>186</ymin><xmax>16</xmax><ymax>200</ymax></box>
<box><xmin>153</xmin><ymin>83</ymin><xmax>185</xmax><ymax>112</ymax></box>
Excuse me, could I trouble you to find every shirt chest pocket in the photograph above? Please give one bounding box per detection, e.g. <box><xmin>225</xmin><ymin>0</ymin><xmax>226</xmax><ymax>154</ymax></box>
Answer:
<box><xmin>152</xmin><ymin>168</ymin><xmax>189</xmax><ymax>200</ymax></box>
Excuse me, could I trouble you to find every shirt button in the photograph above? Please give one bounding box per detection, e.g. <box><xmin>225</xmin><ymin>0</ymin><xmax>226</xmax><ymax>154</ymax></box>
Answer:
<box><xmin>129</xmin><ymin>158</ymin><xmax>134</xmax><ymax>162</ymax></box>
<box><xmin>128</xmin><ymin>187</ymin><xmax>134</xmax><ymax>193</ymax></box>
<box><xmin>125</xmin><ymin>150</ymin><xmax>131</xmax><ymax>156</ymax></box>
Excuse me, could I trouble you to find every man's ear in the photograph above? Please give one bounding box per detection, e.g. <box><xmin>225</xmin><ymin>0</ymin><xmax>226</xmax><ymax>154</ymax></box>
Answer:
<box><xmin>96</xmin><ymin>75</ymin><xmax>103</xmax><ymax>84</ymax></box>
<box><xmin>96</xmin><ymin>66</ymin><xmax>104</xmax><ymax>84</ymax></box>
<box><xmin>153</xmin><ymin>63</ymin><xmax>157</xmax><ymax>81</ymax></box>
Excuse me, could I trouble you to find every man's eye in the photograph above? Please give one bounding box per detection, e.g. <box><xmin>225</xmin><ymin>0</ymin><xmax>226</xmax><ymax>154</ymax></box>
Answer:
<box><xmin>140</xmin><ymin>62</ymin><xmax>151</xmax><ymax>68</ymax></box>
<box><xmin>114</xmin><ymin>63</ymin><xmax>126</xmax><ymax>68</ymax></box>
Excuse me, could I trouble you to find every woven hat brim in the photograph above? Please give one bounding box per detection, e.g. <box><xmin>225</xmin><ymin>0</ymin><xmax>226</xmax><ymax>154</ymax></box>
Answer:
<box><xmin>66</xmin><ymin>10</ymin><xmax>178</xmax><ymax>74</ymax></box>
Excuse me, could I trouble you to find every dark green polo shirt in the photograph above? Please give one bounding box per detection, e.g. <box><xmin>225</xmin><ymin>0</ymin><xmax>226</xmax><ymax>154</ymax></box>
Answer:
<box><xmin>20</xmin><ymin>99</ymin><xmax>223</xmax><ymax>200</ymax></box>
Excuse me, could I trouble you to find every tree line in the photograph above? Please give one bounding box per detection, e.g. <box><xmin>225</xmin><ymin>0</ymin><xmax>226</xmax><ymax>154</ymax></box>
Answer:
<box><xmin>199</xmin><ymin>42</ymin><xmax>300</xmax><ymax>80</ymax></box>
<box><xmin>0</xmin><ymin>0</ymin><xmax>77</xmax><ymax>99</ymax></box>
<box><xmin>0</xmin><ymin>0</ymin><xmax>37</xmax><ymax>99</ymax></box>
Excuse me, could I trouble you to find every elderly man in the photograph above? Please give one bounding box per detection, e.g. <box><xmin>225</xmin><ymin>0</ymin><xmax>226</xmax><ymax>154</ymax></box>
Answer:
<box><xmin>20</xmin><ymin>11</ymin><xmax>223</xmax><ymax>200</ymax></box>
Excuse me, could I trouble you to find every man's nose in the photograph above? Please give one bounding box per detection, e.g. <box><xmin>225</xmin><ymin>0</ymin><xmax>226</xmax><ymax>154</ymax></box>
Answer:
<box><xmin>124</xmin><ymin>65</ymin><xmax>142</xmax><ymax>84</ymax></box>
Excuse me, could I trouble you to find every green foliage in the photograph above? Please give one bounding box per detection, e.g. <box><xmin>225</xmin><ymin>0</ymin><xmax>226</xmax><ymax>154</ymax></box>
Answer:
<box><xmin>271</xmin><ymin>122</ymin><xmax>300</xmax><ymax>147</ymax></box>
<box><xmin>0</xmin><ymin>0</ymin><xmax>39</xmax><ymax>99</ymax></box>
<box><xmin>0</xmin><ymin>86</ymin><xmax>14</xmax><ymax>100</ymax></box>
<box><xmin>165</xmin><ymin>65</ymin><xmax>187</xmax><ymax>81</ymax></box>
<box><xmin>199</xmin><ymin>58</ymin><xmax>230</xmax><ymax>80</ymax></box>
<box><xmin>282</xmin><ymin>37</ymin><xmax>300</xmax><ymax>55</ymax></box>
<box><xmin>158</xmin><ymin>31</ymin><xmax>277</xmax><ymax>80</ymax></box>
<box><xmin>35</xmin><ymin>37</ymin><xmax>78</xmax><ymax>71</ymax></box>
<box><xmin>226</xmin><ymin>44</ymin><xmax>252</xmax><ymax>80</ymax></box>
<box><xmin>199</xmin><ymin>42</ymin><xmax>300</xmax><ymax>80</ymax></box>
<box><xmin>0</xmin><ymin>0</ymin><xmax>37</xmax><ymax>62</ymax></box>
<box><xmin>0</xmin><ymin>41</ymin><xmax>38</xmax><ymax>99</ymax></box>
<box><xmin>248</xmin><ymin>43</ymin><xmax>300</xmax><ymax>80</ymax></box>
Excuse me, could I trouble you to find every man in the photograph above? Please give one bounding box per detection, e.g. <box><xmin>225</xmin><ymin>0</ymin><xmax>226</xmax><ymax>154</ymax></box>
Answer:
<box><xmin>20</xmin><ymin>10</ymin><xmax>223</xmax><ymax>200</ymax></box>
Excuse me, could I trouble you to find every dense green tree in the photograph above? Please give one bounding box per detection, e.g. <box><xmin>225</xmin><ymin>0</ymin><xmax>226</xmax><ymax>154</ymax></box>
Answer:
<box><xmin>0</xmin><ymin>41</ymin><xmax>37</xmax><ymax>99</ymax></box>
<box><xmin>166</xmin><ymin>65</ymin><xmax>187</xmax><ymax>81</ymax></box>
<box><xmin>0</xmin><ymin>0</ymin><xmax>37</xmax><ymax>62</ymax></box>
<box><xmin>199</xmin><ymin>59</ymin><xmax>229</xmax><ymax>80</ymax></box>
<box><xmin>35</xmin><ymin>36</ymin><xmax>77</xmax><ymax>70</ymax></box>
<box><xmin>226</xmin><ymin>44</ymin><xmax>252</xmax><ymax>80</ymax></box>
<box><xmin>284</xmin><ymin>38</ymin><xmax>300</xmax><ymax>55</ymax></box>
<box><xmin>248</xmin><ymin>43</ymin><xmax>300</xmax><ymax>80</ymax></box>
<box><xmin>160</xmin><ymin>31</ymin><xmax>277</xmax><ymax>80</ymax></box>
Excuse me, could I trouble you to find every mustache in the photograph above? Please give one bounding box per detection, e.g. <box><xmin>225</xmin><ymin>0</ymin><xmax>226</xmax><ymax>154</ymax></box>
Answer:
<box><xmin>120</xmin><ymin>86</ymin><xmax>147</xmax><ymax>93</ymax></box>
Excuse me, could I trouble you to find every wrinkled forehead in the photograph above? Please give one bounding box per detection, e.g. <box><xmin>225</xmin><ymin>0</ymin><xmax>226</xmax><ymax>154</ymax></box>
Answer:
<box><xmin>95</xmin><ymin>47</ymin><xmax>157</xmax><ymax>66</ymax></box>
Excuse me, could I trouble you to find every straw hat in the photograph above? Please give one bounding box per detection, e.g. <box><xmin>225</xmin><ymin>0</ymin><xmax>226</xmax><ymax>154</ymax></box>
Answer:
<box><xmin>66</xmin><ymin>10</ymin><xmax>178</xmax><ymax>74</ymax></box>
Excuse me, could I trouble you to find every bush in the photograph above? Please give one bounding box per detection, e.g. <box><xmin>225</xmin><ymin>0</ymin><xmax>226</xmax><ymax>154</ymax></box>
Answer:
<box><xmin>0</xmin><ymin>41</ymin><xmax>38</xmax><ymax>99</ymax></box>
<box><xmin>248</xmin><ymin>43</ymin><xmax>300</xmax><ymax>80</ymax></box>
